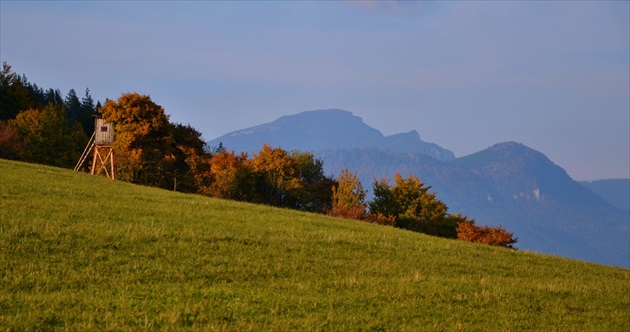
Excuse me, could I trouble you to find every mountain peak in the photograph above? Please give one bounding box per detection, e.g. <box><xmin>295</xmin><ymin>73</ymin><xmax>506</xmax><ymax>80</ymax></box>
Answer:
<box><xmin>276</xmin><ymin>109</ymin><xmax>357</xmax><ymax>123</ymax></box>
<box><xmin>208</xmin><ymin>109</ymin><xmax>454</xmax><ymax>160</ymax></box>
<box><xmin>453</xmin><ymin>141</ymin><xmax>611</xmax><ymax>207</ymax></box>
<box><xmin>387</xmin><ymin>130</ymin><xmax>421</xmax><ymax>140</ymax></box>
<box><xmin>290</xmin><ymin>108</ymin><xmax>353</xmax><ymax>117</ymax></box>
<box><xmin>383</xmin><ymin>130</ymin><xmax>455</xmax><ymax>160</ymax></box>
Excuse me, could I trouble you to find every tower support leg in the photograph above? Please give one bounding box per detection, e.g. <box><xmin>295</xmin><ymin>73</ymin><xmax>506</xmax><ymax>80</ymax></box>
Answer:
<box><xmin>91</xmin><ymin>145</ymin><xmax>115</xmax><ymax>180</ymax></box>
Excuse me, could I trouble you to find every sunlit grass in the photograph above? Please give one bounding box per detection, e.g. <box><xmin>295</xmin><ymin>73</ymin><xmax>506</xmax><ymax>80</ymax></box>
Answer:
<box><xmin>1</xmin><ymin>159</ymin><xmax>629</xmax><ymax>330</ymax></box>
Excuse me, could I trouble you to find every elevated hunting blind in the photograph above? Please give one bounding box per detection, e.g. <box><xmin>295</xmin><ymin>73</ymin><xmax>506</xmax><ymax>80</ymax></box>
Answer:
<box><xmin>94</xmin><ymin>117</ymin><xmax>114</xmax><ymax>145</ymax></box>
<box><xmin>74</xmin><ymin>116</ymin><xmax>116</xmax><ymax>179</ymax></box>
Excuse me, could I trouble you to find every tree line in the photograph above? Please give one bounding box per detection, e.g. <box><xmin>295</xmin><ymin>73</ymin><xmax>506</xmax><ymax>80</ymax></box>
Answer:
<box><xmin>0</xmin><ymin>62</ymin><xmax>516</xmax><ymax>248</ymax></box>
<box><xmin>1</xmin><ymin>62</ymin><xmax>98</xmax><ymax>167</ymax></box>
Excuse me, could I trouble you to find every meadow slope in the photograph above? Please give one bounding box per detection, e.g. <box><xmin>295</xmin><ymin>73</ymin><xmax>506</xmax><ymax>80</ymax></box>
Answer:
<box><xmin>1</xmin><ymin>159</ymin><xmax>629</xmax><ymax>331</ymax></box>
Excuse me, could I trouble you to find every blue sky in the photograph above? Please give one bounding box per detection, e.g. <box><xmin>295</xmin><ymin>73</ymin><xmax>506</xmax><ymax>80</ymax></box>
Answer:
<box><xmin>1</xmin><ymin>0</ymin><xmax>628</xmax><ymax>180</ymax></box>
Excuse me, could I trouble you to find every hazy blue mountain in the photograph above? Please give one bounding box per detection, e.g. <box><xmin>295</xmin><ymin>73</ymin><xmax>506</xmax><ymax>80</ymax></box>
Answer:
<box><xmin>445</xmin><ymin>143</ymin><xmax>629</xmax><ymax>268</ymax></box>
<box><xmin>317</xmin><ymin>143</ymin><xmax>629</xmax><ymax>268</ymax></box>
<box><xmin>580</xmin><ymin>179</ymin><xmax>630</xmax><ymax>212</ymax></box>
<box><xmin>207</xmin><ymin>110</ymin><xmax>629</xmax><ymax>268</ymax></box>
<box><xmin>207</xmin><ymin>109</ymin><xmax>455</xmax><ymax>161</ymax></box>
<box><xmin>383</xmin><ymin>130</ymin><xmax>455</xmax><ymax>161</ymax></box>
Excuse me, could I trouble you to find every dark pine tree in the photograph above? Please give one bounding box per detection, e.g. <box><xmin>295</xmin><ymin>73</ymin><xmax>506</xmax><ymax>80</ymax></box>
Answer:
<box><xmin>0</xmin><ymin>62</ymin><xmax>30</xmax><ymax>120</ymax></box>
<box><xmin>44</xmin><ymin>88</ymin><xmax>63</xmax><ymax>106</ymax></box>
<box><xmin>24</xmin><ymin>82</ymin><xmax>46</xmax><ymax>107</ymax></box>
<box><xmin>79</xmin><ymin>88</ymin><xmax>96</xmax><ymax>135</ymax></box>
<box><xmin>64</xmin><ymin>89</ymin><xmax>82</xmax><ymax>125</ymax></box>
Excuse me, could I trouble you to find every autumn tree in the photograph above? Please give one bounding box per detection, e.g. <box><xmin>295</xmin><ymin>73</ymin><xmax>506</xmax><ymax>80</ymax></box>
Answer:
<box><xmin>0</xmin><ymin>121</ymin><xmax>26</xmax><ymax>160</ymax></box>
<box><xmin>167</xmin><ymin>123</ymin><xmax>211</xmax><ymax>193</ymax></box>
<box><xmin>286</xmin><ymin>150</ymin><xmax>335</xmax><ymax>212</ymax></box>
<box><xmin>328</xmin><ymin>168</ymin><xmax>368</xmax><ymax>220</ymax></box>
<box><xmin>369</xmin><ymin>173</ymin><xmax>458</xmax><ymax>238</ymax></box>
<box><xmin>183</xmin><ymin>149</ymin><xmax>213</xmax><ymax>195</ymax></box>
<box><xmin>248</xmin><ymin>145</ymin><xmax>294</xmax><ymax>205</ymax></box>
<box><xmin>99</xmin><ymin>92</ymin><xmax>171</xmax><ymax>185</ymax></box>
<box><xmin>208</xmin><ymin>150</ymin><xmax>251</xmax><ymax>200</ymax></box>
<box><xmin>456</xmin><ymin>217</ymin><xmax>518</xmax><ymax>249</ymax></box>
<box><xmin>242</xmin><ymin>145</ymin><xmax>335</xmax><ymax>212</ymax></box>
<box><xmin>8</xmin><ymin>103</ymin><xmax>87</xmax><ymax>167</ymax></box>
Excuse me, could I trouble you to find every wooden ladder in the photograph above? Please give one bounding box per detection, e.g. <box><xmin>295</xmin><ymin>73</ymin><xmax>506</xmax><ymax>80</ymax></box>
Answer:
<box><xmin>74</xmin><ymin>132</ymin><xmax>95</xmax><ymax>172</ymax></box>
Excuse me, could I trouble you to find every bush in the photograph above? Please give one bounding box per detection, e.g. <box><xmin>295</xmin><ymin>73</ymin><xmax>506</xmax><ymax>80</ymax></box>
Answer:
<box><xmin>456</xmin><ymin>220</ymin><xmax>518</xmax><ymax>249</ymax></box>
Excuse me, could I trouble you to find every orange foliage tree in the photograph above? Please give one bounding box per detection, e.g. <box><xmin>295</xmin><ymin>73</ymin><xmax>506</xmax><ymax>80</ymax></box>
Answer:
<box><xmin>326</xmin><ymin>169</ymin><xmax>397</xmax><ymax>226</ymax></box>
<box><xmin>0</xmin><ymin>121</ymin><xmax>27</xmax><ymax>160</ymax></box>
<box><xmin>328</xmin><ymin>168</ymin><xmax>369</xmax><ymax>220</ymax></box>
<box><xmin>248</xmin><ymin>144</ymin><xmax>335</xmax><ymax>212</ymax></box>
<box><xmin>99</xmin><ymin>93</ymin><xmax>171</xmax><ymax>185</ymax></box>
<box><xmin>456</xmin><ymin>218</ymin><xmax>518</xmax><ymax>249</ymax></box>
<box><xmin>249</xmin><ymin>144</ymin><xmax>301</xmax><ymax>206</ymax></box>
<box><xmin>208</xmin><ymin>150</ymin><xmax>250</xmax><ymax>200</ymax></box>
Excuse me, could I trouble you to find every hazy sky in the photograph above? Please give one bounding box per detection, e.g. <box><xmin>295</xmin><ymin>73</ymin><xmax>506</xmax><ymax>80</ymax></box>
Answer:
<box><xmin>1</xmin><ymin>0</ymin><xmax>628</xmax><ymax>180</ymax></box>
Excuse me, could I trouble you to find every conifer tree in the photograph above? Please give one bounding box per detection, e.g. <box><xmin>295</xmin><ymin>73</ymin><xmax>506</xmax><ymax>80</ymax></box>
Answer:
<box><xmin>79</xmin><ymin>88</ymin><xmax>96</xmax><ymax>135</ymax></box>
<box><xmin>44</xmin><ymin>88</ymin><xmax>63</xmax><ymax>106</ymax></box>
<box><xmin>64</xmin><ymin>89</ymin><xmax>82</xmax><ymax>125</ymax></box>
<box><xmin>0</xmin><ymin>62</ymin><xmax>30</xmax><ymax>120</ymax></box>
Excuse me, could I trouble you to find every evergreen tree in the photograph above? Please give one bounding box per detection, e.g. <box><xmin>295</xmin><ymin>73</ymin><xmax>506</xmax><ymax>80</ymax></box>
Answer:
<box><xmin>23</xmin><ymin>81</ymin><xmax>46</xmax><ymax>108</ymax></box>
<box><xmin>79</xmin><ymin>88</ymin><xmax>96</xmax><ymax>135</ymax></box>
<box><xmin>81</xmin><ymin>88</ymin><xmax>95</xmax><ymax>111</ymax></box>
<box><xmin>44</xmin><ymin>88</ymin><xmax>63</xmax><ymax>106</ymax></box>
<box><xmin>0</xmin><ymin>62</ymin><xmax>30</xmax><ymax>120</ymax></box>
<box><xmin>64</xmin><ymin>89</ymin><xmax>82</xmax><ymax>125</ymax></box>
<box><xmin>213</xmin><ymin>142</ymin><xmax>226</xmax><ymax>153</ymax></box>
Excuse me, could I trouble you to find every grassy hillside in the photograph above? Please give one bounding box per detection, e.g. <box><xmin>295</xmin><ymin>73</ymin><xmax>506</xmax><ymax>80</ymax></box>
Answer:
<box><xmin>1</xmin><ymin>159</ymin><xmax>629</xmax><ymax>331</ymax></box>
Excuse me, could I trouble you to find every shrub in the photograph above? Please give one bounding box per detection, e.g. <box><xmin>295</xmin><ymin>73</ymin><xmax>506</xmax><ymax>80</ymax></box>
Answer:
<box><xmin>456</xmin><ymin>219</ymin><xmax>518</xmax><ymax>249</ymax></box>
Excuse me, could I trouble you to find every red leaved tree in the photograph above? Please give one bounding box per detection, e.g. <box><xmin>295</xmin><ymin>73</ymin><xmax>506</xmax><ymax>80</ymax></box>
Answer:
<box><xmin>456</xmin><ymin>218</ymin><xmax>518</xmax><ymax>249</ymax></box>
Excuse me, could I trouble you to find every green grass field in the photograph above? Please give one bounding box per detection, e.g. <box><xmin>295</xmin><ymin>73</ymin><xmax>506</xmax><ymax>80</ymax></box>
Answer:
<box><xmin>1</xmin><ymin>159</ymin><xmax>629</xmax><ymax>331</ymax></box>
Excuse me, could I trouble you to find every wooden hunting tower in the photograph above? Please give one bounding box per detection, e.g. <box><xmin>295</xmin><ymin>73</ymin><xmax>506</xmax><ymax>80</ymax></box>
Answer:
<box><xmin>94</xmin><ymin>117</ymin><xmax>114</xmax><ymax>145</ymax></box>
<box><xmin>74</xmin><ymin>116</ymin><xmax>115</xmax><ymax>179</ymax></box>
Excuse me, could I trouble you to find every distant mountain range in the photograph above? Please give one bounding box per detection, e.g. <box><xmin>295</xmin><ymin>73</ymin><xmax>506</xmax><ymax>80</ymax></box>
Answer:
<box><xmin>580</xmin><ymin>179</ymin><xmax>630</xmax><ymax>213</ymax></box>
<box><xmin>208</xmin><ymin>109</ymin><xmax>629</xmax><ymax>268</ymax></box>
<box><xmin>212</xmin><ymin>109</ymin><xmax>455</xmax><ymax>161</ymax></box>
